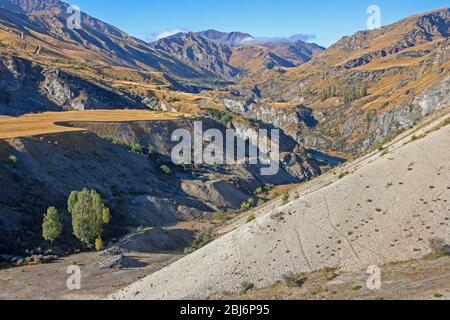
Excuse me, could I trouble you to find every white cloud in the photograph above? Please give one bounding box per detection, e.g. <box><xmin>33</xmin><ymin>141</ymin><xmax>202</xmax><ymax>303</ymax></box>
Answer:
<box><xmin>148</xmin><ymin>28</ymin><xmax>190</xmax><ymax>42</ymax></box>
<box><xmin>244</xmin><ymin>34</ymin><xmax>317</xmax><ymax>45</ymax></box>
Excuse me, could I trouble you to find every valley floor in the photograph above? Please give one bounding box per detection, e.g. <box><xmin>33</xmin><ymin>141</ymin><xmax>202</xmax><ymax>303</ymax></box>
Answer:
<box><xmin>0</xmin><ymin>251</ymin><xmax>182</xmax><ymax>300</ymax></box>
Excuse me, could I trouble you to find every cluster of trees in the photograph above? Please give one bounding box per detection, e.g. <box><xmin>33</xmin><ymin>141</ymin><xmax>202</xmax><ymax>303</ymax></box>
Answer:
<box><xmin>319</xmin><ymin>85</ymin><xmax>337</xmax><ymax>101</ymax></box>
<box><xmin>341</xmin><ymin>83</ymin><xmax>369</xmax><ymax>105</ymax></box>
<box><xmin>318</xmin><ymin>83</ymin><xmax>369</xmax><ymax>105</ymax></box>
<box><xmin>206</xmin><ymin>109</ymin><xmax>232</xmax><ymax>126</ymax></box>
<box><xmin>42</xmin><ymin>189</ymin><xmax>110</xmax><ymax>251</ymax></box>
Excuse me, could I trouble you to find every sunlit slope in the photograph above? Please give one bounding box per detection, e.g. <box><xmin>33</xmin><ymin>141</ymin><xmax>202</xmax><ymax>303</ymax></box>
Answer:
<box><xmin>112</xmin><ymin>113</ymin><xmax>450</xmax><ymax>300</ymax></box>
<box><xmin>0</xmin><ymin>110</ymin><xmax>188</xmax><ymax>139</ymax></box>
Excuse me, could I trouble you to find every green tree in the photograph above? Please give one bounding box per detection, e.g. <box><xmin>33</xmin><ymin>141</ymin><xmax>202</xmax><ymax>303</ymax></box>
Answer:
<box><xmin>42</xmin><ymin>207</ymin><xmax>63</xmax><ymax>243</ymax></box>
<box><xmin>67</xmin><ymin>189</ymin><xmax>110</xmax><ymax>247</ymax></box>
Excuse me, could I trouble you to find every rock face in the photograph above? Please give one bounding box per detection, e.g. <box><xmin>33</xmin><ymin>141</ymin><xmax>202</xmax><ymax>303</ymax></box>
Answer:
<box><xmin>0</xmin><ymin>56</ymin><xmax>144</xmax><ymax>115</ymax></box>
<box><xmin>99</xmin><ymin>255</ymin><xmax>129</xmax><ymax>269</ymax></box>
<box><xmin>72</xmin><ymin>117</ymin><xmax>343</xmax><ymax>186</ymax></box>
<box><xmin>151</xmin><ymin>32</ymin><xmax>241</xmax><ymax>81</ymax></box>
<box><xmin>118</xmin><ymin>228</ymin><xmax>194</xmax><ymax>253</ymax></box>
<box><xmin>360</xmin><ymin>76</ymin><xmax>450</xmax><ymax>151</ymax></box>
<box><xmin>181</xmin><ymin>180</ymin><xmax>250</xmax><ymax>211</ymax></box>
<box><xmin>0</xmin><ymin>0</ymin><xmax>61</xmax><ymax>13</ymax></box>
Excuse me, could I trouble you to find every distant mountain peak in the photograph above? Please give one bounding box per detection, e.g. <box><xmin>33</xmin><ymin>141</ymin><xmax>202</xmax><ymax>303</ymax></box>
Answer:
<box><xmin>198</xmin><ymin>30</ymin><xmax>255</xmax><ymax>45</ymax></box>
<box><xmin>0</xmin><ymin>0</ymin><xmax>66</xmax><ymax>13</ymax></box>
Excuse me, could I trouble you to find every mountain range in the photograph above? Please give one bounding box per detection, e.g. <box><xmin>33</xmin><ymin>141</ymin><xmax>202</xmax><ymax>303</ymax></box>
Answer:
<box><xmin>0</xmin><ymin>0</ymin><xmax>449</xmax><ymax>300</ymax></box>
<box><xmin>0</xmin><ymin>0</ymin><xmax>448</xmax><ymax>156</ymax></box>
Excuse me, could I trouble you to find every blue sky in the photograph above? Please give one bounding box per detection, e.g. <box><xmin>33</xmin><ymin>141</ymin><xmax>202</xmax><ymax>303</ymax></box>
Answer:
<box><xmin>70</xmin><ymin>0</ymin><xmax>448</xmax><ymax>47</ymax></box>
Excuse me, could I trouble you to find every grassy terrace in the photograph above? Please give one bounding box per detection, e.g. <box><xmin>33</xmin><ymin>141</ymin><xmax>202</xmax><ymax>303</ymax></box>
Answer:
<box><xmin>0</xmin><ymin>110</ymin><xmax>190</xmax><ymax>139</ymax></box>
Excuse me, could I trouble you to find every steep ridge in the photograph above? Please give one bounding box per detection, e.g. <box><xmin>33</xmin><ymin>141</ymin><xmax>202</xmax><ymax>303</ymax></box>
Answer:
<box><xmin>150</xmin><ymin>32</ymin><xmax>241</xmax><ymax>81</ymax></box>
<box><xmin>0</xmin><ymin>0</ymin><xmax>205</xmax><ymax>79</ymax></box>
<box><xmin>112</xmin><ymin>111</ymin><xmax>450</xmax><ymax>300</ymax></box>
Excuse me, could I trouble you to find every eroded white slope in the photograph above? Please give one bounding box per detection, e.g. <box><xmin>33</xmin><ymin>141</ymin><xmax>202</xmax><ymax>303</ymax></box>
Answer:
<box><xmin>113</xmin><ymin>117</ymin><xmax>450</xmax><ymax>300</ymax></box>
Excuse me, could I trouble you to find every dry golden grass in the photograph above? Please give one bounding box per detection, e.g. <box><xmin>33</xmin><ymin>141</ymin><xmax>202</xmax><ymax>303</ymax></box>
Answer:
<box><xmin>0</xmin><ymin>110</ymin><xmax>189</xmax><ymax>139</ymax></box>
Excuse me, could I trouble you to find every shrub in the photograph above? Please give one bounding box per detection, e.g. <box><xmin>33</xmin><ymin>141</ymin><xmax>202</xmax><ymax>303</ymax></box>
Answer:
<box><xmin>246</xmin><ymin>213</ymin><xmax>256</xmax><ymax>223</ymax></box>
<box><xmin>241</xmin><ymin>281</ymin><xmax>254</xmax><ymax>294</ymax></box>
<box><xmin>42</xmin><ymin>207</ymin><xmax>63</xmax><ymax>243</ymax></box>
<box><xmin>338</xmin><ymin>171</ymin><xmax>350</xmax><ymax>179</ymax></box>
<box><xmin>213</xmin><ymin>211</ymin><xmax>227</xmax><ymax>224</ymax></box>
<box><xmin>281</xmin><ymin>272</ymin><xmax>307</xmax><ymax>288</ymax></box>
<box><xmin>207</xmin><ymin>109</ymin><xmax>232</xmax><ymax>126</ymax></box>
<box><xmin>8</xmin><ymin>154</ymin><xmax>17</xmax><ymax>164</ymax></box>
<box><xmin>241</xmin><ymin>198</ymin><xmax>255</xmax><ymax>211</ymax></box>
<box><xmin>282</xmin><ymin>192</ymin><xmax>290</xmax><ymax>205</ymax></box>
<box><xmin>254</xmin><ymin>187</ymin><xmax>263</xmax><ymax>195</ymax></box>
<box><xmin>67</xmin><ymin>189</ymin><xmax>110</xmax><ymax>247</ymax></box>
<box><xmin>257</xmin><ymin>198</ymin><xmax>266</xmax><ymax>206</ymax></box>
<box><xmin>352</xmin><ymin>285</ymin><xmax>363</xmax><ymax>291</ymax></box>
<box><xmin>129</xmin><ymin>139</ymin><xmax>143</xmax><ymax>154</ymax></box>
<box><xmin>147</xmin><ymin>144</ymin><xmax>155</xmax><ymax>156</ymax></box>
<box><xmin>160</xmin><ymin>165</ymin><xmax>172</xmax><ymax>175</ymax></box>
<box><xmin>411</xmin><ymin>135</ymin><xmax>418</xmax><ymax>141</ymax></box>
<box><xmin>264</xmin><ymin>184</ymin><xmax>274</xmax><ymax>192</ymax></box>
<box><xmin>429</xmin><ymin>238</ymin><xmax>450</xmax><ymax>257</ymax></box>
<box><xmin>95</xmin><ymin>237</ymin><xmax>104</xmax><ymax>252</ymax></box>
<box><xmin>440</xmin><ymin>118</ymin><xmax>450</xmax><ymax>127</ymax></box>
<box><xmin>372</xmin><ymin>141</ymin><xmax>385</xmax><ymax>152</ymax></box>
<box><xmin>188</xmin><ymin>229</ymin><xmax>214</xmax><ymax>252</ymax></box>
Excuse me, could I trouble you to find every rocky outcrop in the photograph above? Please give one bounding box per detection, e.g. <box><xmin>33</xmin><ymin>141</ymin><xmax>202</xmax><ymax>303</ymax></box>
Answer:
<box><xmin>0</xmin><ymin>55</ymin><xmax>145</xmax><ymax>115</ymax></box>
<box><xmin>151</xmin><ymin>32</ymin><xmax>241</xmax><ymax>81</ymax></box>
<box><xmin>118</xmin><ymin>228</ymin><xmax>194</xmax><ymax>253</ymax></box>
<box><xmin>181</xmin><ymin>180</ymin><xmax>250</xmax><ymax>211</ymax></box>
<box><xmin>42</xmin><ymin>68</ymin><xmax>143</xmax><ymax>111</ymax></box>
<box><xmin>361</xmin><ymin>76</ymin><xmax>450</xmax><ymax>151</ymax></box>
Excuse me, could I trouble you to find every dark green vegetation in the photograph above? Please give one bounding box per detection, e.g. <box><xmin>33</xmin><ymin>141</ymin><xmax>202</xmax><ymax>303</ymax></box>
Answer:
<box><xmin>41</xmin><ymin>189</ymin><xmax>110</xmax><ymax>248</ymax></box>
<box><xmin>67</xmin><ymin>189</ymin><xmax>110</xmax><ymax>248</ymax></box>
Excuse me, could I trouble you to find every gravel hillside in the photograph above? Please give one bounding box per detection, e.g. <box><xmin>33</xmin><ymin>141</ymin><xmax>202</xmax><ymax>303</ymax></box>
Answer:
<box><xmin>112</xmin><ymin>111</ymin><xmax>450</xmax><ymax>300</ymax></box>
